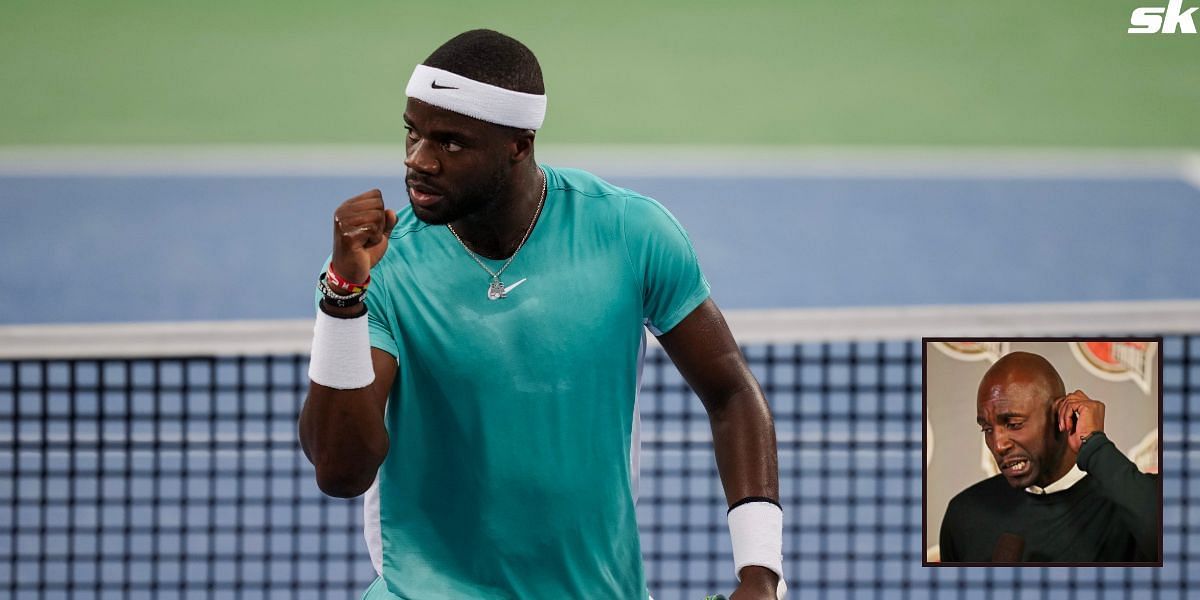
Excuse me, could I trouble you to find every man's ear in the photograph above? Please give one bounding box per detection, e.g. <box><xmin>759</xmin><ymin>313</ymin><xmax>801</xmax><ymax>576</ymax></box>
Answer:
<box><xmin>510</xmin><ymin>130</ymin><xmax>535</xmax><ymax>163</ymax></box>
<box><xmin>1049</xmin><ymin>396</ymin><xmax>1067</xmax><ymax>439</ymax></box>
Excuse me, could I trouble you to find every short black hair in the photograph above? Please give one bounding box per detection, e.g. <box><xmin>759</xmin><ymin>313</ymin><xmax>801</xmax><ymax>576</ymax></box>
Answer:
<box><xmin>423</xmin><ymin>29</ymin><xmax>544</xmax><ymax>95</ymax></box>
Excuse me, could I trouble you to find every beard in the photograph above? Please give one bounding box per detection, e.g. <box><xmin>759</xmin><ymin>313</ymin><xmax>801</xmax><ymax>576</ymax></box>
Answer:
<box><xmin>409</xmin><ymin>164</ymin><xmax>508</xmax><ymax>226</ymax></box>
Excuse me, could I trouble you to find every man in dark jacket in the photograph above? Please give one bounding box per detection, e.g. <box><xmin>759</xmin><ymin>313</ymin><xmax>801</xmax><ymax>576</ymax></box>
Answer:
<box><xmin>939</xmin><ymin>351</ymin><xmax>1159</xmax><ymax>563</ymax></box>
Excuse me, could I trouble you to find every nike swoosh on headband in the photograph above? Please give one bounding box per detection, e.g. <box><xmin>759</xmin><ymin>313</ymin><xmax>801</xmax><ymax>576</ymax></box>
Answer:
<box><xmin>430</xmin><ymin>81</ymin><xmax>458</xmax><ymax>90</ymax></box>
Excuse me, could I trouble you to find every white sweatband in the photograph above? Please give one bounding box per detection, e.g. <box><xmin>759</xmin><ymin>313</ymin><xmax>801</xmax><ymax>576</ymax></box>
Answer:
<box><xmin>308</xmin><ymin>310</ymin><xmax>375</xmax><ymax>390</ymax></box>
<box><xmin>405</xmin><ymin>64</ymin><xmax>547</xmax><ymax>130</ymax></box>
<box><xmin>728</xmin><ymin>500</ymin><xmax>787</xmax><ymax>598</ymax></box>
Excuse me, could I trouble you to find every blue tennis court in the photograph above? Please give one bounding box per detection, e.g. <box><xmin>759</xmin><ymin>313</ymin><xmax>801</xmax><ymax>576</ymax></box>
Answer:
<box><xmin>1</xmin><ymin>167</ymin><xmax>1197</xmax><ymax>325</ymax></box>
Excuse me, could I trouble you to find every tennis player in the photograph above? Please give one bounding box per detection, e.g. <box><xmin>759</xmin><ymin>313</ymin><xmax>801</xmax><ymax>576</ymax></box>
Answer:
<box><xmin>298</xmin><ymin>30</ymin><xmax>785</xmax><ymax>599</ymax></box>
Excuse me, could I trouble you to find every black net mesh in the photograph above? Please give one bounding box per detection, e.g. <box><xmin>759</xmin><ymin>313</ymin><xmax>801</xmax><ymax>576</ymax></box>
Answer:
<box><xmin>1</xmin><ymin>335</ymin><xmax>1192</xmax><ymax>599</ymax></box>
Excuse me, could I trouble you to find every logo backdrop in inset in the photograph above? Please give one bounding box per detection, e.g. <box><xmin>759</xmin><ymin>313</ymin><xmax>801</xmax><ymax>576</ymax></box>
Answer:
<box><xmin>1070</xmin><ymin>341</ymin><xmax>1157</xmax><ymax>395</ymax></box>
<box><xmin>933</xmin><ymin>341</ymin><xmax>1011</xmax><ymax>364</ymax></box>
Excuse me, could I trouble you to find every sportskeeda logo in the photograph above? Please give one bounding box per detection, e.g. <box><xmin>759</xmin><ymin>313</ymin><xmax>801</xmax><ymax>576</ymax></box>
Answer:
<box><xmin>1129</xmin><ymin>0</ymin><xmax>1198</xmax><ymax>33</ymax></box>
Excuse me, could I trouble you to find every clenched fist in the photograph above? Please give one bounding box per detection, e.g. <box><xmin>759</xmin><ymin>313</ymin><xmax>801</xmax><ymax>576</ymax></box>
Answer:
<box><xmin>331</xmin><ymin>189</ymin><xmax>398</xmax><ymax>289</ymax></box>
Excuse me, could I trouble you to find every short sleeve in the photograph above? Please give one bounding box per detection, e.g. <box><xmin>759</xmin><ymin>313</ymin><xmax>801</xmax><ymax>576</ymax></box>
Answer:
<box><xmin>621</xmin><ymin>195</ymin><xmax>710</xmax><ymax>335</ymax></box>
<box><xmin>314</xmin><ymin>258</ymin><xmax>399</xmax><ymax>359</ymax></box>
<box><xmin>363</xmin><ymin>291</ymin><xmax>399</xmax><ymax>359</ymax></box>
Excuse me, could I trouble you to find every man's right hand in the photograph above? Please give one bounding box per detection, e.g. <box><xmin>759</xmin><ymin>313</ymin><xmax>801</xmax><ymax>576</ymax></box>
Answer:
<box><xmin>1056</xmin><ymin>389</ymin><xmax>1106</xmax><ymax>454</ymax></box>
<box><xmin>331</xmin><ymin>189</ymin><xmax>398</xmax><ymax>287</ymax></box>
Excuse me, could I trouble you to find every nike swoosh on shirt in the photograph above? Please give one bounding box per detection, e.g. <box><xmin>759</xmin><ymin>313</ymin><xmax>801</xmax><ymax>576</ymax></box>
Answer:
<box><xmin>504</xmin><ymin>278</ymin><xmax>527</xmax><ymax>294</ymax></box>
<box><xmin>431</xmin><ymin>81</ymin><xmax>458</xmax><ymax>90</ymax></box>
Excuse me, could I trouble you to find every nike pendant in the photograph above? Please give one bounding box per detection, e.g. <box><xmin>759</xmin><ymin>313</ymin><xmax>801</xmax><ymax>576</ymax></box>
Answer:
<box><xmin>487</xmin><ymin>279</ymin><xmax>506</xmax><ymax>300</ymax></box>
<box><xmin>486</xmin><ymin>277</ymin><xmax>527</xmax><ymax>300</ymax></box>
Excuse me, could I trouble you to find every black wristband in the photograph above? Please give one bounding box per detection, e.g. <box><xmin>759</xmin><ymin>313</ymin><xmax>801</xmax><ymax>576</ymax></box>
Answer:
<box><xmin>318</xmin><ymin>299</ymin><xmax>367</xmax><ymax>319</ymax></box>
<box><xmin>728</xmin><ymin>496</ymin><xmax>782</xmax><ymax>513</ymax></box>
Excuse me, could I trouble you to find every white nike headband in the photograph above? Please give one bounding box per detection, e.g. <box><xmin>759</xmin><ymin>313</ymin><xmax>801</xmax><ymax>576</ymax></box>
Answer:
<box><xmin>405</xmin><ymin>64</ymin><xmax>547</xmax><ymax>130</ymax></box>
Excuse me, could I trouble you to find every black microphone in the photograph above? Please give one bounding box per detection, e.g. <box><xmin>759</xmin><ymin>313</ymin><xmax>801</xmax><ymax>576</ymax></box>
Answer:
<box><xmin>991</xmin><ymin>533</ymin><xmax>1025</xmax><ymax>562</ymax></box>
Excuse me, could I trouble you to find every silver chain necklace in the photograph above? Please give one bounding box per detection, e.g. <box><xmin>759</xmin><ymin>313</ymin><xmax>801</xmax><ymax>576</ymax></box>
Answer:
<box><xmin>446</xmin><ymin>168</ymin><xmax>546</xmax><ymax>300</ymax></box>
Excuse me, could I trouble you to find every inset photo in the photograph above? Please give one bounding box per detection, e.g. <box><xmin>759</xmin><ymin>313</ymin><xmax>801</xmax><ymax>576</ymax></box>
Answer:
<box><xmin>923</xmin><ymin>339</ymin><xmax>1162</xmax><ymax>566</ymax></box>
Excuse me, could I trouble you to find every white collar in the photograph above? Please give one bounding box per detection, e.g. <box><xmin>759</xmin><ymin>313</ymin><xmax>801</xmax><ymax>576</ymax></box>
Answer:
<box><xmin>1025</xmin><ymin>464</ymin><xmax>1085</xmax><ymax>495</ymax></box>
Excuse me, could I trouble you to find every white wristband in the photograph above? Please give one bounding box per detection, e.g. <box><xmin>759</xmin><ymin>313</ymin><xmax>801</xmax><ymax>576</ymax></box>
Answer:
<box><xmin>308</xmin><ymin>309</ymin><xmax>375</xmax><ymax>389</ymax></box>
<box><xmin>728</xmin><ymin>500</ymin><xmax>787</xmax><ymax>598</ymax></box>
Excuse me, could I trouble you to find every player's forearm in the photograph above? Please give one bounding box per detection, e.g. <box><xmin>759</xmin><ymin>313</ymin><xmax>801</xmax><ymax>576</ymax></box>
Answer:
<box><xmin>299</xmin><ymin>385</ymin><xmax>390</xmax><ymax>497</ymax></box>
<box><xmin>299</xmin><ymin>187</ymin><xmax>398</xmax><ymax>498</ymax></box>
<box><xmin>708</xmin><ymin>386</ymin><xmax>780</xmax><ymax>505</ymax></box>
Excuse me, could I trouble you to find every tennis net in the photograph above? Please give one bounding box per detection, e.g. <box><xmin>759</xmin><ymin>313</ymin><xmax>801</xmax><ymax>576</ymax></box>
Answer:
<box><xmin>1</xmin><ymin>301</ymin><xmax>1196</xmax><ymax>599</ymax></box>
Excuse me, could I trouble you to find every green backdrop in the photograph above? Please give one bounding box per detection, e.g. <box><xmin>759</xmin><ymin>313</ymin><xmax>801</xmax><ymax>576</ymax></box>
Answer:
<box><xmin>2</xmin><ymin>1</ymin><xmax>1196</xmax><ymax>147</ymax></box>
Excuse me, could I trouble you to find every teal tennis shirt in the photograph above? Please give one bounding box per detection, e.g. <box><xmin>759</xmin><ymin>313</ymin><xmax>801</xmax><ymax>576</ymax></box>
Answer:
<box><xmin>352</xmin><ymin>165</ymin><xmax>710</xmax><ymax>599</ymax></box>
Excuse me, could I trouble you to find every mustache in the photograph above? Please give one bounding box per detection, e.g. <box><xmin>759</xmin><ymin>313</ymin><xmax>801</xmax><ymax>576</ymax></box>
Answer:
<box><xmin>406</xmin><ymin>176</ymin><xmax>445</xmax><ymax>195</ymax></box>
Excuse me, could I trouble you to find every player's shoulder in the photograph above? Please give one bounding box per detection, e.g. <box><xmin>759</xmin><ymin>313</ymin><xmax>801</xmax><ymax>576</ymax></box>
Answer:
<box><xmin>388</xmin><ymin>204</ymin><xmax>435</xmax><ymax>241</ymax></box>
<box><xmin>371</xmin><ymin>203</ymin><xmax>437</xmax><ymax>271</ymax></box>
<box><xmin>544</xmin><ymin>164</ymin><xmax>679</xmax><ymax>227</ymax></box>
<box><xmin>545</xmin><ymin>164</ymin><xmax>626</xmax><ymax>198</ymax></box>
<box><xmin>544</xmin><ymin>164</ymin><xmax>658</xmax><ymax>209</ymax></box>
<box><xmin>381</xmin><ymin>205</ymin><xmax>439</xmax><ymax>249</ymax></box>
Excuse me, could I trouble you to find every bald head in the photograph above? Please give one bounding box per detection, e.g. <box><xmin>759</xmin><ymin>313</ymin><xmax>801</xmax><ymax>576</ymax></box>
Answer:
<box><xmin>978</xmin><ymin>352</ymin><xmax>1066</xmax><ymax>410</ymax></box>
<box><xmin>976</xmin><ymin>351</ymin><xmax>1072</xmax><ymax>488</ymax></box>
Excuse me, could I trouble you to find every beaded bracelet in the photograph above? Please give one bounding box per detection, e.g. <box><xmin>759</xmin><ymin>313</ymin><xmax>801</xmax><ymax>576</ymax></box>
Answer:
<box><xmin>318</xmin><ymin>273</ymin><xmax>366</xmax><ymax>308</ymax></box>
